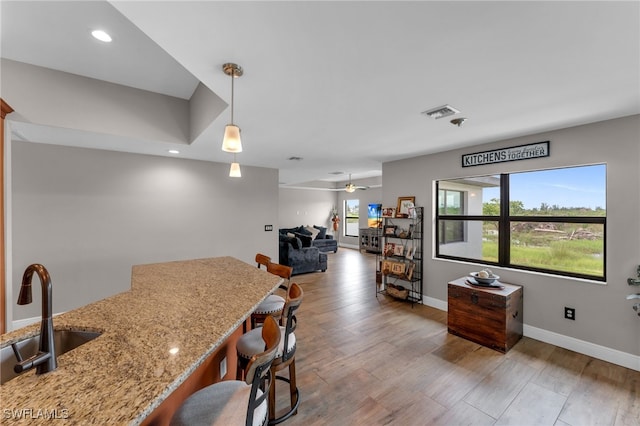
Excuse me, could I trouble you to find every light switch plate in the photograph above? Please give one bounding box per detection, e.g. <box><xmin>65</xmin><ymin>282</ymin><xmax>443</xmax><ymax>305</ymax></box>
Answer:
<box><xmin>265</xmin><ymin>225</ymin><xmax>273</xmax><ymax>231</ymax></box>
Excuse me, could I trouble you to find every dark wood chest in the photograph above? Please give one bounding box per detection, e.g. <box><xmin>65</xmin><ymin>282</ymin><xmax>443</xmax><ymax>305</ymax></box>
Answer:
<box><xmin>447</xmin><ymin>277</ymin><xmax>523</xmax><ymax>353</ymax></box>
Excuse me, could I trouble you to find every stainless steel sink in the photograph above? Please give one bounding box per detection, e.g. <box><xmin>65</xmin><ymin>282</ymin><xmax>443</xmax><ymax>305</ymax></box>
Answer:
<box><xmin>1</xmin><ymin>329</ymin><xmax>101</xmax><ymax>384</ymax></box>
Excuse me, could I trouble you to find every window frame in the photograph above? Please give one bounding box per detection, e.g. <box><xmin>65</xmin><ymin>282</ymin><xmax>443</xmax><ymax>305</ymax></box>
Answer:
<box><xmin>344</xmin><ymin>198</ymin><xmax>359</xmax><ymax>238</ymax></box>
<box><xmin>438</xmin><ymin>189</ymin><xmax>465</xmax><ymax>244</ymax></box>
<box><xmin>435</xmin><ymin>168</ymin><xmax>606</xmax><ymax>281</ymax></box>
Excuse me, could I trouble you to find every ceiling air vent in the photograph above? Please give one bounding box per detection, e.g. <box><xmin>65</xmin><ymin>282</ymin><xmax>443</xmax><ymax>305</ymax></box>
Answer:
<box><xmin>422</xmin><ymin>104</ymin><xmax>460</xmax><ymax>119</ymax></box>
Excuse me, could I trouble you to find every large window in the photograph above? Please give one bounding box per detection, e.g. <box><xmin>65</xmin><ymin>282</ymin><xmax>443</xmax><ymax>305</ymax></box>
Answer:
<box><xmin>436</xmin><ymin>164</ymin><xmax>606</xmax><ymax>281</ymax></box>
<box><xmin>438</xmin><ymin>189</ymin><xmax>465</xmax><ymax>244</ymax></box>
<box><xmin>345</xmin><ymin>199</ymin><xmax>359</xmax><ymax>237</ymax></box>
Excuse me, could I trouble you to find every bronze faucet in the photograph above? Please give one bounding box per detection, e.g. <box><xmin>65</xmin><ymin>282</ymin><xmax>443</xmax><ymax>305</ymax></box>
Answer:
<box><xmin>13</xmin><ymin>264</ymin><xmax>57</xmax><ymax>375</ymax></box>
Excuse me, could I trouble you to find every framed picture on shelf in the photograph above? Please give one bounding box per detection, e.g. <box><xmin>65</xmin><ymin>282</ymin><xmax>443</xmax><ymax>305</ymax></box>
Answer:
<box><xmin>384</xmin><ymin>243</ymin><xmax>396</xmax><ymax>257</ymax></box>
<box><xmin>391</xmin><ymin>262</ymin><xmax>405</xmax><ymax>275</ymax></box>
<box><xmin>382</xmin><ymin>260</ymin><xmax>393</xmax><ymax>275</ymax></box>
<box><xmin>405</xmin><ymin>245</ymin><xmax>416</xmax><ymax>260</ymax></box>
<box><xmin>407</xmin><ymin>206</ymin><xmax>417</xmax><ymax>219</ymax></box>
<box><xmin>384</xmin><ymin>225</ymin><xmax>397</xmax><ymax>235</ymax></box>
<box><xmin>406</xmin><ymin>262</ymin><xmax>416</xmax><ymax>280</ymax></box>
<box><xmin>393</xmin><ymin>244</ymin><xmax>404</xmax><ymax>256</ymax></box>
<box><xmin>381</xmin><ymin>207</ymin><xmax>396</xmax><ymax>218</ymax></box>
<box><xmin>396</xmin><ymin>196</ymin><xmax>415</xmax><ymax>217</ymax></box>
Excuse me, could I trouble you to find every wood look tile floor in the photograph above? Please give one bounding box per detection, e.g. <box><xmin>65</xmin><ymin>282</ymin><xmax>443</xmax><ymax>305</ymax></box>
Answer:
<box><xmin>272</xmin><ymin>248</ymin><xmax>639</xmax><ymax>426</ymax></box>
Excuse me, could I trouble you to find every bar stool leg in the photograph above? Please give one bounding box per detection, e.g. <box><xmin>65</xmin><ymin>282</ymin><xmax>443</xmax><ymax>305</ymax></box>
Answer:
<box><xmin>288</xmin><ymin>360</ymin><xmax>298</xmax><ymax>415</ymax></box>
<box><xmin>268</xmin><ymin>367</ymin><xmax>277</xmax><ymax>422</ymax></box>
<box><xmin>269</xmin><ymin>361</ymin><xmax>300</xmax><ymax>425</ymax></box>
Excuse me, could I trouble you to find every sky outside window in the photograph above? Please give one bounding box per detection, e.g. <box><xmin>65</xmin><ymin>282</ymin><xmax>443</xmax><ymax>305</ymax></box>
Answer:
<box><xmin>482</xmin><ymin>164</ymin><xmax>606</xmax><ymax>211</ymax></box>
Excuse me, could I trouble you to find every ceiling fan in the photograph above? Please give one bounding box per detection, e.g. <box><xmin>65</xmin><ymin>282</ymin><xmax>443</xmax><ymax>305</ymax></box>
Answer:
<box><xmin>344</xmin><ymin>174</ymin><xmax>368</xmax><ymax>192</ymax></box>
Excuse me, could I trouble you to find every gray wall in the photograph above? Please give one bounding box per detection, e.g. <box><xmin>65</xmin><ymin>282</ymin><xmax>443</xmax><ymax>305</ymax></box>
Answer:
<box><xmin>278</xmin><ymin>188</ymin><xmax>337</xmax><ymax>237</ymax></box>
<box><xmin>11</xmin><ymin>142</ymin><xmax>279</xmax><ymax>321</ymax></box>
<box><xmin>383</xmin><ymin>115</ymin><xmax>640</xmax><ymax>356</ymax></box>
<box><xmin>278</xmin><ymin>176</ymin><xmax>383</xmax><ymax>248</ymax></box>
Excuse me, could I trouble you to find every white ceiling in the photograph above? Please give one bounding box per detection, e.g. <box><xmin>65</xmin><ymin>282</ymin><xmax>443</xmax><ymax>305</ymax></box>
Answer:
<box><xmin>2</xmin><ymin>1</ymin><xmax>639</xmax><ymax>187</ymax></box>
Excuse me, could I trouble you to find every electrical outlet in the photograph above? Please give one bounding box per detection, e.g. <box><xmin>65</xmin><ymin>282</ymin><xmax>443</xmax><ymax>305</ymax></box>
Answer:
<box><xmin>219</xmin><ymin>357</ymin><xmax>227</xmax><ymax>378</ymax></box>
<box><xmin>564</xmin><ymin>307</ymin><xmax>576</xmax><ymax>320</ymax></box>
<box><xmin>264</xmin><ymin>225</ymin><xmax>273</xmax><ymax>231</ymax></box>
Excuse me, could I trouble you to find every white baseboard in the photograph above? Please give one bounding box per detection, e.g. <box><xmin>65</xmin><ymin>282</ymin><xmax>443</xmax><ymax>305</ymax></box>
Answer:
<box><xmin>422</xmin><ymin>296</ymin><xmax>639</xmax><ymax>371</ymax></box>
<box><xmin>423</xmin><ymin>295</ymin><xmax>448</xmax><ymax>311</ymax></box>
<box><xmin>338</xmin><ymin>243</ymin><xmax>359</xmax><ymax>250</ymax></box>
<box><xmin>523</xmin><ymin>324</ymin><xmax>640</xmax><ymax>372</ymax></box>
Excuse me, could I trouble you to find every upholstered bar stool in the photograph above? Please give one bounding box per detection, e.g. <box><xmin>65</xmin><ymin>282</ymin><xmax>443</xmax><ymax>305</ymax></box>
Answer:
<box><xmin>238</xmin><ymin>283</ymin><xmax>303</xmax><ymax>425</ymax></box>
<box><xmin>170</xmin><ymin>316</ymin><xmax>281</xmax><ymax>426</ymax></box>
<box><xmin>251</xmin><ymin>262</ymin><xmax>293</xmax><ymax>328</ymax></box>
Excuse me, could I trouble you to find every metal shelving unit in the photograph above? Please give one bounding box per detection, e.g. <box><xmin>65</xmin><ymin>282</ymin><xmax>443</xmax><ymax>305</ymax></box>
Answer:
<box><xmin>376</xmin><ymin>206</ymin><xmax>423</xmax><ymax>306</ymax></box>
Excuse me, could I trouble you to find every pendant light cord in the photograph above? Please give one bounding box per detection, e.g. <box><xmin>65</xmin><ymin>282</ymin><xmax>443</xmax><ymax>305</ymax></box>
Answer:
<box><xmin>230</xmin><ymin>70</ymin><xmax>235</xmax><ymax>124</ymax></box>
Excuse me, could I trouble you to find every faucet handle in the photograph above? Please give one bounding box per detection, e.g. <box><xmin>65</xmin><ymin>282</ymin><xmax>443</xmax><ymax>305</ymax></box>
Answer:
<box><xmin>11</xmin><ymin>343</ymin><xmax>24</xmax><ymax>362</ymax></box>
<box><xmin>14</xmin><ymin>352</ymin><xmax>52</xmax><ymax>374</ymax></box>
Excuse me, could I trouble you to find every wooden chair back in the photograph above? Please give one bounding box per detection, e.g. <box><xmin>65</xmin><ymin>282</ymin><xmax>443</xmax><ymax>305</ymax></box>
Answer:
<box><xmin>244</xmin><ymin>315</ymin><xmax>281</xmax><ymax>426</ymax></box>
<box><xmin>255</xmin><ymin>253</ymin><xmax>271</xmax><ymax>270</ymax></box>
<box><xmin>267</xmin><ymin>262</ymin><xmax>293</xmax><ymax>291</ymax></box>
<box><xmin>266</xmin><ymin>262</ymin><xmax>292</xmax><ymax>280</ymax></box>
<box><xmin>280</xmin><ymin>283</ymin><xmax>303</xmax><ymax>363</ymax></box>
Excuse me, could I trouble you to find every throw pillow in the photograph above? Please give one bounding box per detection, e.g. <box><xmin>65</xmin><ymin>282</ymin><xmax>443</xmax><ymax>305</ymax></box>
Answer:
<box><xmin>313</xmin><ymin>225</ymin><xmax>327</xmax><ymax>240</ymax></box>
<box><xmin>279</xmin><ymin>233</ymin><xmax>300</xmax><ymax>249</ymax></box>
<box><xmin>294</xmin><ymin>232</ymin><xmax>312</xmax><ymax>248</ymax></box>
<box><xmin>304</xmin><ymin>225</ymin><xmax>320</xmax><ymax>240</ymax></box>
<box><xmin>297</xmin><ymin>226</ymin><xmax>311</xmax><ymax>236</ymax></box>
<box><xmin>293</xmin><ymin>237</ymin><xmax>302</xmax><ymax>249</ymax></box>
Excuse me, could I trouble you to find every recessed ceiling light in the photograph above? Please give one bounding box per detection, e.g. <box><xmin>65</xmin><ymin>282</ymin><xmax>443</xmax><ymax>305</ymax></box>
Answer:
<box><xmin>287</xmin><ymin>156</ymin><xmax>303</xmax><ymax>161</ymax></box>
<box><xmin>168</xmin><ymin>149</ymin><xmax>180</xmax><ymax>154</ymax></box>
<box><xmin>91</xmin><ymin>30</ymin><xmax>112</xmax><ymax>43</ymax></box>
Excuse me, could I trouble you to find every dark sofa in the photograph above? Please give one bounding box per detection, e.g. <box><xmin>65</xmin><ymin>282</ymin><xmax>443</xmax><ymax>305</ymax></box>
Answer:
<box><xmin>278</xmin><ymin>225</ymin><xmax>335</xmax><ymax>275</ymax></box>
<box><xmin>313</xmin><ymin>236</ymin><xmax>339</xmax><ymax>253</ymax></box>
<box><xmin>279</xmin><ymin>225</ymin><xmax>338</xmax><ymax>253</ymax></box>
<box><xmin>278</xmin><ymin>234</ymin><xmax>327</xmax><ymax>275</ymax></box>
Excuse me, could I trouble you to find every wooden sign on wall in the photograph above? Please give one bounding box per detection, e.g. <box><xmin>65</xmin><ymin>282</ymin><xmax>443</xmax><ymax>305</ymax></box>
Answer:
<box><xmin>462</xmin><ymin>141</ymin><xmax>550</xmax><ymax>167</ymax></box>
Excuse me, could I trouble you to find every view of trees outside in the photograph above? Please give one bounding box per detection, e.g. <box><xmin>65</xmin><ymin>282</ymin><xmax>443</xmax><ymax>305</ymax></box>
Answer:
<box><xmin>438</xmin><ymin>164</ymin><xmax>606</xmax><ymax>278</ymax></box>
<box><xmin>482</xmin><ymin>199</ymin><xmax>605</xmax><ymax>276</ymax></box>
<box><xmin>345</xmin><ymin>199</ymin><xmax>359</xmax><ymax>237</ymax></box>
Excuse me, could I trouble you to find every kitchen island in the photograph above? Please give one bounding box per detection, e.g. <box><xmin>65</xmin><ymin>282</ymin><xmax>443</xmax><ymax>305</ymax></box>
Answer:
<box><xmin>0</xmin><ymin>257</ymin><xmax>282</xmax><ymax>424</ymax></box>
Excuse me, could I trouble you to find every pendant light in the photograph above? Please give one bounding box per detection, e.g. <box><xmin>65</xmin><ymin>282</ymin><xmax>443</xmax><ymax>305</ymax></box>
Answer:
<box><xmin>229</xmin><ymin>154</ymin><xmax>242</xmax><ymax>178</ymax></box>
<box><xmin>221</xmin><ymin>63</ymin><xmax>243</xmax><ymax>153</ymax></box>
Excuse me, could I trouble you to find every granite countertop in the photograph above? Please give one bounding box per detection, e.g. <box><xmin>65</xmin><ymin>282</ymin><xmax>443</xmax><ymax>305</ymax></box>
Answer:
<box><xmin>0</xmin><ymin>257</ymin><xmax>282</xmax><ymax>424</ymax></box>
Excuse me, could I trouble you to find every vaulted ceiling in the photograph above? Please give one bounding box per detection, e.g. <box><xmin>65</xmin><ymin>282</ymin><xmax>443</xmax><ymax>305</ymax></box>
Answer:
<box><xmin>2</xmin><ymin>1</ymin><xmax>638</xmax><ymax>187</ymax></box>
